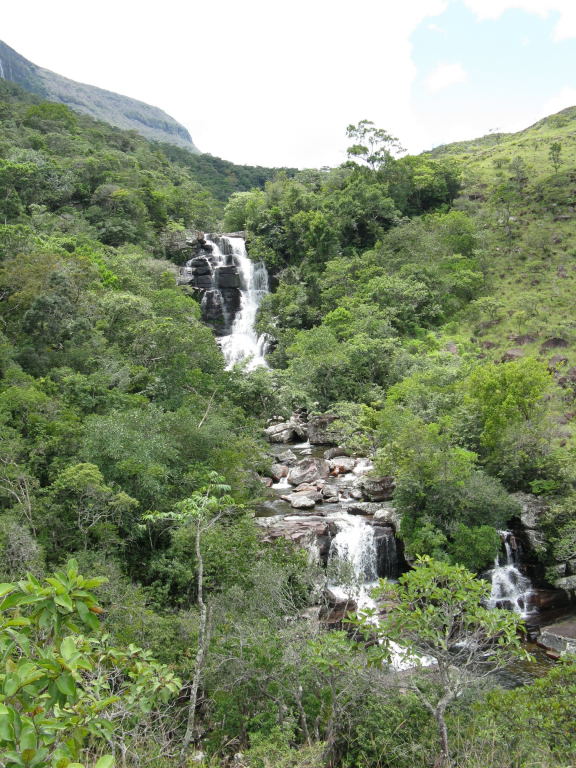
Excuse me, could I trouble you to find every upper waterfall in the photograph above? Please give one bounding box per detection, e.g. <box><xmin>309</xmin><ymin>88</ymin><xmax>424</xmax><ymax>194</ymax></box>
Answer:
<box><xmin>183</xmin><ymin>234</ymin><xmax>270</xmax><ymax>370</ymax></box>
<box><xmin>218</xmin><ymin>237</ymin><xmax>270</xmax><ymax>370</ymax></box>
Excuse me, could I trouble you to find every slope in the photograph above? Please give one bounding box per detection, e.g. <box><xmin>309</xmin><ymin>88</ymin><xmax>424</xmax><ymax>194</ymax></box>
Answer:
<box><xmin>0</xmin><ymin>39</ymin><xmax>199</xmax><ymax>151</ymax></box>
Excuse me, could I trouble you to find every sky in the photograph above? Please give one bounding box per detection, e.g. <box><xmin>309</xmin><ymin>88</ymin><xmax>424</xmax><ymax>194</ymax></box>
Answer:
<box><xmin>2</xmin><ymin>0</ymin><xmax>576</xmax><ymax>168</ymax></box>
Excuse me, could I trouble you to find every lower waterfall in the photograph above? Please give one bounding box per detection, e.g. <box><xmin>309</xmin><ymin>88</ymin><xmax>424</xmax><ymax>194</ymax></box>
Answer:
<box><xmin>488</xmin><ymin>531</ymin><xmax>535</xmax><ymax>618</ymax></box>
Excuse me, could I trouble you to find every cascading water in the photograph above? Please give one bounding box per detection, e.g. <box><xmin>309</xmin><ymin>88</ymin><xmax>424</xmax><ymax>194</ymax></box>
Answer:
<box><xmin>329</xmin><ymin>514</ymin><xmax>379</xmax><ymax>585</ymax></box>
<box><xmin>488</xmin><ymin>531</ymin><xmax>535</xmax><ymax>618</ymax></box>
<box><xmin>219</xmin><ymin>237</ymin><xmax>270</xmax><ymax>370</ymax></box>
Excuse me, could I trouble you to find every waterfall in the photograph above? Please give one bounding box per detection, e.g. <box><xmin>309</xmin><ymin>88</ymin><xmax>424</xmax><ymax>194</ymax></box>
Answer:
<box><xmin>194</xmin><ymin>236</ymin><xmax>269</xmax><ymax>370</ymax></box>
<box><xmin>488</xmin><ymin>531</ymin><xmax>535</xmax><ymax>618</ymax></box>
<box><xmin>329</xmin><ymin>514</ymin><xmax>379</xmax><ymax>585</ymax></box>
<box><xmin>219</xmin><ymin>237</ymin><xmax>270</xmax><ymax>370</ymax></box>
<box><xmin>0</xmin><ymin>59</ymin><xmax>5</xmax><ymax>79</ymax></box>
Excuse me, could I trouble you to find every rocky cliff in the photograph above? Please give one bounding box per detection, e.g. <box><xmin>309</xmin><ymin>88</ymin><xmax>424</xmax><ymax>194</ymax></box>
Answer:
<box><xmin>0</xmin><ymin>40</ymin><xmax>198</xmax><ymax>151</ymax></box>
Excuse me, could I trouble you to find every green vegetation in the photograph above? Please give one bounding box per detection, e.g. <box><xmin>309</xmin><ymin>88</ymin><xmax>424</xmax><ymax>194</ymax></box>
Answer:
<box><xmin>0</xmin><ymin>75</ymin><xmax>574</xmax><ymax>767</ymax></box>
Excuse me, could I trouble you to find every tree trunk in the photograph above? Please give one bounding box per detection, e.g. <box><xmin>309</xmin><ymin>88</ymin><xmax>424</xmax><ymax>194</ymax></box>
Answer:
<box><xmin>180</xmin><ymin>520</ymin><xmax>208</xmax><ymax>765</ymax></box>
<box><xmin>434</xmin><ymin>708</ymin><xmax>451</xmax><ymax>767</ymax></box>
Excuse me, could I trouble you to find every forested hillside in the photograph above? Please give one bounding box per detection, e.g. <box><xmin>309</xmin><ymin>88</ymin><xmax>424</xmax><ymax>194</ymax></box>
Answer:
<box><xmin>0</xmin><ymin>77</ymin><xmax>575</xmax><ymax>768</ymax></box>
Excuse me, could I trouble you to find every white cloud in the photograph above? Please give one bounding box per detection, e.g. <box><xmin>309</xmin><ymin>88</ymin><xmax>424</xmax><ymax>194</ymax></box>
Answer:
<box><xmin>425</xmin><ymin>62</ymin><xmax>468</xmax><ymax>92</ymax></box>
<box><xmin>1</xmin><ymin>0</ymin><xmax>450</xmax><ymax>168</ymax></box>
<box><xmin>462</xmin><ymin>0</ymin><xmax>576</xmax><ymax>41</ymax></box>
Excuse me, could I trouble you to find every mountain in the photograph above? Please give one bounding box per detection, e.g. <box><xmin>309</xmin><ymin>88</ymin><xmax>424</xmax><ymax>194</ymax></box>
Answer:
<box><xmin>0</xmin><ymin>39</ymin><xmax>199</xmax><ymax>151</ymax></box>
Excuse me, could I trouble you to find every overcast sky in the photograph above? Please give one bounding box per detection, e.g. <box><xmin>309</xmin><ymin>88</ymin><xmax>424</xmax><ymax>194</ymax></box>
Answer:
<box><xmin>3</xmin><ymin>0</ymin><xmax>576</xmax><ymax>167</ymax></box>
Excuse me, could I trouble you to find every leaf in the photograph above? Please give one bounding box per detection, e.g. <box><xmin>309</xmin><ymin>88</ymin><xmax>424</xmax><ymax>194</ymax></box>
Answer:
<box><xmin>55</xmin><ymin>672</ymin><xmax>76</xmax><ymax>698</ymax></box>
<box><xmin>60</xmin><ymin>636</ymin><xmax>76</xmax><ymax>662</ymax></box>
<box><xmin>0</xmin><ymin>583</ymin><xmax>15</xmax><ymax>598</ymax></box>
<box><xmin>54</xmin><ymin>593</ymin><xmax>74</xmax><ymax>612</ymax></box>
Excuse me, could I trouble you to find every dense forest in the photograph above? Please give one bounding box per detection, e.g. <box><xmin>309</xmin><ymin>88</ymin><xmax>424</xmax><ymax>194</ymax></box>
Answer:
<box><xmin>0</xmin><ymin>77</ymin><xmax>575</xmax><ymax>768</ymax></box>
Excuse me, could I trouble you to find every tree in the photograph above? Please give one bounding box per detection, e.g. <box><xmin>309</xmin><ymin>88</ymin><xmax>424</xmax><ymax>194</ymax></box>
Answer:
<box><xmin>144</xmin><ymin>471</ymin><xmax>235</xmax><ymax>765</ymax></box>
<box><xmin>355</xmin><ymin>558</ymin><xmax>528</xmax><ymax>767</ymax></box>
<box><xmin>346</xmin><ymin>120</ymin><xmax>404</xmax><ymax>170</ymax></box>
<box><xmin>548</xmin><ymin>141</ymin><xmax>562</xmax><ymax>173</ymax></box>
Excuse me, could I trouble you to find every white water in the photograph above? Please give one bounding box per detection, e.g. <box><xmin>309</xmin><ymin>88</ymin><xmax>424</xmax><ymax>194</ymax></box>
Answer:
<box><xmin>217</xmin><ymin>236</ymin><xmax>270</xmax><ymax>370</ymax></box>
<box><xmin>329</xmin><ymin>513</ymin><xmax>379</xmax><ymax>584</ymax></box>
<box><xmin>488</xmin><ymin>531</ymin><xmax>535</xmax><ymax>618</ymax></box>
<box><xmin>0</xmin><ymin>59</ymin><xmax>5</xmax><ymax>80</ymax></box>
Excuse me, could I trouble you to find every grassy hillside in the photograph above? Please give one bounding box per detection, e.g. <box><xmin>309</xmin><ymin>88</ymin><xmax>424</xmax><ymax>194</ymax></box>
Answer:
<box><xmin>434</xmin><ymin>107</ymin><xmax>576</xmax><ymax>393</ymax></box>
<box><xmin>0</xmin><ymin>39</ymin><xmax>199</xmax><ymax>150</ymax></box>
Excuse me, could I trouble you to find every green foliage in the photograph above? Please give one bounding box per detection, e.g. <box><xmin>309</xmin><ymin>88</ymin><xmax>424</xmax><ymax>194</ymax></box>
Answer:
<box><xmin>375</xmin><ymin>408</ymin><xmax>517</xmax><ymax>561</ymax></box>
<box><xmin>448</xmin><ymin>524</ymin><xmax>501</xmax><ymax>572</ymax></box>
<box><xmin>0</xmin><ymin>560</ymin><xmax>180</xmax><ymax>768</ymax></box>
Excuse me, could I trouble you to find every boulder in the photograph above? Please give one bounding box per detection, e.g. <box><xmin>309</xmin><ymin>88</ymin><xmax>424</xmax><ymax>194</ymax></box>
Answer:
<box><xmin>288</xmin><ymin>412</ymin><xmax>308</xmax><ymax>440</ymax></box>
<box><xmin>256</xmin><ymin>514</ymin><xmax>334</xmax><ymax>562</ymax></box>
<box><xmin>276</xmin><ymin>449</ymin><xmax>298</xmax><ymax>466</ymax></box>
<box><xmin>269</xmin><ymin>463</ymin><xmax>288</xmax><ymax>482</ymax></box>
<box><xmin>347</xmin><ymin>502</ymin><xmax>381</xmax><ymax>516</ymax></box>
<box><xmin>289</xmin><ymin>495</ymin><xmax>317</xmax><ymax>510</ymax></box>
<box><xmin>501</xmin><ymin>348</ymin><xmax>524</xmax><ymax>363</ymax></box>
<box><xmin>286</xmin><ymin>489</ymin><xmax>323</xmax><ymax>504</ymax></box>
<box><xmin>538</xmin><ymin>618</ymin><xmax>576</xmax><ymax>655</ymax></box>
<box><xmin>265</xmin><ymin>422</ymin><xmax>296</xmax><ymax>443</ymax></box>
<box><xmin>540</xmin><ymin>337</ymin><xmax>569</xmax><ymax>351</ymax></box>
<box><xmin>322</xmin><ymin>483</ymin><xmax>339</xmax><ymax>499</ymax></box>
<box><xmin>324</xmin><ymin>496</ymin><xmax>339</xmax><ymax>503</ymax></box>
<box><xmin>307</xmin><ymin>414</ymin><xmax>342</xmax><ymax>445</ymax></box>
<box><xmin>548</xmin><ymin>354</ymin><xmax>569</xmax><ymax>369</ymax></box>
<box><xmin>373</xmin><ymin>506</ymin><xmax>401</xmax><ymax>530</ymax></box>
<box><xmin>359</xmin><ymin>476</ymin><xmax>395</xmax><ymax>502</ymax></box>
<box><xmin>324</xmin><ymin>446</ymin><xmax>350</xmax><ymax>459</ymax></box>
<box><xmin>288</xmin><ymin>458</ymin><xmax>330</xmax><ymax>486</ymax></box>
<box><xmin>329</xmin><ymin>456</ymin><xmax>357</xmax><ymax>474</ymax></box>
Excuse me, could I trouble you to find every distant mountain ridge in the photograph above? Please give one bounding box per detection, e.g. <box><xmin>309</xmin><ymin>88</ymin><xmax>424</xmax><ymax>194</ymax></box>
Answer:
<box><xmin>0</xmin><ymin>40</ymin><xmax>199</xmax><ymax>151</ymax></box>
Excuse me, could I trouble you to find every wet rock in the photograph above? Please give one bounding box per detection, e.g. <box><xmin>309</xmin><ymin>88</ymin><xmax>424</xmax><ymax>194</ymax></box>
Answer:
<box><xmin>329</xmin><ymin>456</ymin><xmax>357</xmax><ymax>474</ymax></box>
<box><xmin>359</xmin><ymin>476</ymin><xmax>395</xmax><ymax>502</ymax></box>
<box><xmin>322</xmin><ymin>483</ymin><xmax>340</xmax><ymax>499</ymax></box>
<box><xmin>269</xmin><ymin>463</ymin><xmax>288</xmax><ymax>482</ymax></box>
<box><xmin>288</xmin><ymin>458</ymin><xmax>330</xmax><ymax>486</ymax></box>
<box><xmin>321</xmin><ymin>588</ymin><xmax>358</xmax><ymax>626</ymax></box>
<box><xmin>289</xmin><ymin>495</ymin><xmax>317</xmax><ymax>510</ymax></box>
<box><xmin>260</xmin><ymin>476</ymin><xmax>273</xmax><ymax>487</ymax></box>
<box><xmin>324</xmin><ymin>446</ymin><xmax>350</xmax><ymax>459</ymax></box>
<box><xmin>265</xmin><ymin>422</ymin><xmax>296</xmax><ymax>443</ymax></box>
<box><xmin>324</xmin><ymin>496</ymin><xmax>339</xmax><ymax>503</ymax></box>
<box><xmin>347</xmin><ymin>502</ymin><xmax>382</xmax><ymax>516</ymax></box>
<box><xmin>289</xmin><ymin>412</ymin><xmax>308</xmax><ymax>440</ymax></box>
<box><xmin>538</xmin><ymin>617</ymin><xmax>576</xmax><ymax>655</ymax></box>
<box><xmin>373</xmin><ymin>506</ymin><xmax>401</xmax><ymax>530</ymax></box>
<box><xmin>256</xmin><ymin>514</ymin><xmax>333</xmax><ymax>562</ymax></box>
<box><xmin>276</xmin><ymin>449</ymin><xmax>298</xmax><ymax>466</ymax></box>
<box><xmin>215</xmin><ymin>265</ymin><xmax>240</xmax><ymax>289</ymax></box>
<box><xmin>308</xmin><ymin>414</ymin><xmax>342</xmax><ymax>445</ymax></box>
